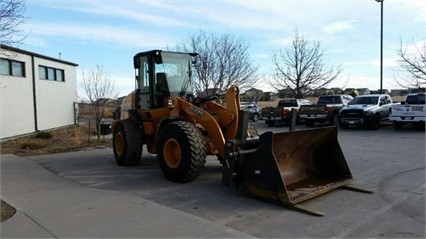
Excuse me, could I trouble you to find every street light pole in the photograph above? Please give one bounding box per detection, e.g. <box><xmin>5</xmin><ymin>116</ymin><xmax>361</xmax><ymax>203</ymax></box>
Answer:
<box><xmin>376</xmin><ymin>0</ymin><xmax>384</xmax><ymax>93</ymax></box>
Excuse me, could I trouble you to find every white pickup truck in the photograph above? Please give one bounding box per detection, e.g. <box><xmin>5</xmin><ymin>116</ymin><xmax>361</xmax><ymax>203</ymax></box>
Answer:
<box><xmin>338</xmin><ymin>94</ymin><xmax>393</xmax><ymax>130</ymax></box>
<box><xmin>389</xmin><ymin>93</ymin><xmax>425</xmax><ymax>129</ymax></box>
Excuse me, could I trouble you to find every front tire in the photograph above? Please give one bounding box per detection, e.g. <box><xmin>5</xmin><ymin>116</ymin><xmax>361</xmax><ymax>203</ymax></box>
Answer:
<box><xmin>330</xmin><ymin>113</ymin><xmax>339</xmax><ymax>126</ymax></box>
<box><xmin>338</xmin><ymin>118</ymin><xmax>349</xmax><ymax>129</ymax></box>
<box><xmin>369</xmin><ymin>115</ymin><xmax>381</xmax><ymax>130</ymax></box>
<box><xmin>113</xmin><ymin>119</ymin><xmax>142</xmax><ymax>166</ymax></box>
<box><xmin>157</xmin><ymin>121</ymin><xmax>207</xmax><ymax>183</ymax></box>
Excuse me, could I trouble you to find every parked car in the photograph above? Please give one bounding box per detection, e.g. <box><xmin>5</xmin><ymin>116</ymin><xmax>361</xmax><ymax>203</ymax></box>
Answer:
<box><xmin>240</xmin><ymin>102</ymin><xmax>262</xmax><ymax>122</ymax></box>
<box><xmin>299</xmin><ymin>95</ymin><xmax>353</xmax><ymax>127</ymax></box>
<box><xmin>389</xmin><ymin>93</ymin><xmax>425</xmax><ymax>129</ymax></box>
<box><xmin>261</xmin><ymin>98</ymin><xmax>313</xmax><ymax>126</ymax></box>
<box><xmin>338</xmin><ymin>94</ymin><xmax>393</xmax><ymax>129</ymax></box>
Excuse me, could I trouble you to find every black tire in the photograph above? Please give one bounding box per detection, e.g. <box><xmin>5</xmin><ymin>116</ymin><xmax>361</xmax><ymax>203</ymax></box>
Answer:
<box><xmin>296</xmin><ymin>115</ymin><xmax>301</xmax><ymax>124</ymax></box>
<box><xmin>266</xmin><ymin>121</ymin><xmax>275</xmax><ymax>127</ymax></box>
<box><xmin>338</xmin><ymin>118</ymin><xmax>349</xmax><ymax>129</ymax></box>
<box><xmin>414</xmin><ymin>122</ymin><xmax>425</xmax><ymax>130</ymax></box>
<box><xmin>157</xmin><ymin>121</ymin><xmax>206</xmax><ymax>183</ymax></box>
<box><xmin>252</xmin><ymin>113</ymin><xmax>259</xmax><ymax>122</ymax></box>
<box><xmin>305</xmin><ymin>120</ymin><xmax>315</xmax><ymax>127</ymax></box>
<box><xmin>330</xmin><ymin>113</ymin><xmax>339</xmax><ymax>126</ymax></box>
<box><xmin>113</xmin><ymin>119</ymin><xmax>142</xmax><ymax>166</ymax></box>
<box><xmin>369</xmin><ymin>115</ymin><xmax>381</xmax><ymax>130</ymax></box>
<box><xmin>393</xmin><ymin>122</ymin><xmax>403</xmax><ymax>130</ymax></box>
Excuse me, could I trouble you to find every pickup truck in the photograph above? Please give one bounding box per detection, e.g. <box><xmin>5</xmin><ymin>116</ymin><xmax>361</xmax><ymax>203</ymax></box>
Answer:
<box><xmin>389</xmin><ymin>93</ymin><xmax>425</xmax><ymax>129</ymax></box>
<box><xmin>338</xmin><ymin>94</ymin><xmax>393</xmax><ymax>130</ymax></box>
<box><xmin>298</xmin><ymin>95</ymin><xmax>353</xmax><ymax>127</ymax></box>
<box><xmin>261</xmin><ymin>98</ymin><xmax>313</xmax><ymax>126</ymax></box>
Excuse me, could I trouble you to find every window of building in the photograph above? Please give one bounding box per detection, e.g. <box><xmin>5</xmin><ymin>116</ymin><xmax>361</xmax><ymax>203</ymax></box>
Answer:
<box><xmin>0</xmin><ymin>58</ymin><xmax>25</xmax><ymax>77</ymax></box>
<box><xmin>56</xmin><ymin>69</ymin><xmax>63</xmax><ymax>82</ymax></box>
<box><xmin>39</xmin><ymin>65</ymin><xmax>65</xmax><ymax>82</ymax></box>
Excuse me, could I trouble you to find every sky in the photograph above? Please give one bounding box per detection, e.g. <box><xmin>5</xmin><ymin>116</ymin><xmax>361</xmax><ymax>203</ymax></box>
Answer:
<box><xmin>17</xmin><ymin>0</ymin><xmax>426</xmax><ymax>97</ymax></box>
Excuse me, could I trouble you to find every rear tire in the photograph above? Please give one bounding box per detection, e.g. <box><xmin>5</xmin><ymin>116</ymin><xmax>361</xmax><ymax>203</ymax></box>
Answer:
<box><xmin>414</xmin><ymin>122</ymin><xmax>425</xmax><ymax>130</ymax></box>
<box><xmin>393</xmin><ymin>122</ymin><xmax>403</xmax><ymax>130</ymax></box>
<box><xmin>113</xmin><ymin>119</ymin><xmax>142</xmax><ymax>166</ymax></box>
<box><xmin>157</xmin><ymin>121</ymin><xmax>206</xmax><ymax>183</ymax></box>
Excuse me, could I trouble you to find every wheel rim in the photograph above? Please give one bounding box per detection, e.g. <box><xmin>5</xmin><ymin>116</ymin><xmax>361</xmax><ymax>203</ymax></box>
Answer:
<box><xmin>163</xmin><ymin>138</ymin><xmax>181</xmax><ymax>169</ymax></box>
<box><xmin>115</xmin><ymin>132</ymin><xmax>124</xmax><ymax>156</ymax></box>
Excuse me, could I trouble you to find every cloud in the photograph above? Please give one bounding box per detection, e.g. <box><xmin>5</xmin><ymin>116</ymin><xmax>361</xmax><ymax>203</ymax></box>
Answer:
<box><xmin>24</xmin><ymin>22</ymin><xmax>173</xmax><ymax>49</ymax></box>
<box><xmin>33</xmin><ymin>1</ymin><xmax>191</xmax><ymax>28</ymax></box>
<box><xmin>323</xmin><ymin>20</ymin><xmax>357</xmax><ymax>34</ymax></box>
<box><xmin>369</xmin><ymin>57</ymin><xmax>399</xmax><ymax>68</ymax></box>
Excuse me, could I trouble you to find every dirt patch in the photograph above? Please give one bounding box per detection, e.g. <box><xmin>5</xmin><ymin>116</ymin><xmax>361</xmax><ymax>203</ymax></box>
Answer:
<box><xmin>1</xmin><ymin>125</ymin><xmax>112</xmax><ymax>157</ymax></box>
<box><xmin>1</xmin><ymin>125</ymin><xmax>112</xmax><ymax>222</ymax></box>
<box><xmin>1</xmin><ymin>200</ymin><xmax>16</xmax><ymax>222</ymax></box>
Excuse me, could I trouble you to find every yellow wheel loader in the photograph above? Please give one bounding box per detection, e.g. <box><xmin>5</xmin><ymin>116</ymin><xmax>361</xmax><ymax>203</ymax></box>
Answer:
<box><xmin>112</xmin><ymin>50</ymin><xmax>371</xmax><ymax>216</ymax></box>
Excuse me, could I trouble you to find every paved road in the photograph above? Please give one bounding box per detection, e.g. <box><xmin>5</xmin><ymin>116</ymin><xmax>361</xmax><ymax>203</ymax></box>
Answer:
<box><xmin>28</xmin><ymin>121</ymin><xmax>425</xmax><ymax>238</ymax></box>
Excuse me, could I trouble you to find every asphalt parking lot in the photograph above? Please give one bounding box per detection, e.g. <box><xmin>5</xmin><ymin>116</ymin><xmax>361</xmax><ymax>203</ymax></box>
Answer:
<box><xmin>27</xmin><ymin>121</ymin><xmax>425</xmax><ymax>238</ymax></box>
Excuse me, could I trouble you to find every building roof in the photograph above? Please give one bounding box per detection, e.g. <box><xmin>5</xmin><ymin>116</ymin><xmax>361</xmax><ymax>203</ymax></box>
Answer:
<box><xmin>245</xmin><ymin>87</ymin><xmax>263</xmax><ymax>92</ymax></box>
<box><xmin>1</xmin><ymin>44</ymin><xmax>79</xmax><ymax>67</ymax></box>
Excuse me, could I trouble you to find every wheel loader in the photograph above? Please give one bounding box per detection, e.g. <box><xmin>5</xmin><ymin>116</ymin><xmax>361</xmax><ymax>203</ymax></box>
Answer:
<box><xmin>112</xmin><ymin>50</ymin><xmax>371</xmax><ymax>215</ymax></box>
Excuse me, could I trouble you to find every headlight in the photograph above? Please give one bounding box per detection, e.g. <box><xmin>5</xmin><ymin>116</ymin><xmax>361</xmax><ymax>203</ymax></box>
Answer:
<box><xmin>365</xmin><ymin>110</ymin><xmax>374</xmax><ymax>115</ymax></box>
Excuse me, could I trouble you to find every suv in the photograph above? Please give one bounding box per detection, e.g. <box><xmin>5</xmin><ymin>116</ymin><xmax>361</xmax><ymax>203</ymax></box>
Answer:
<box><xmin>240</xmin><ymin>102</ymin><xmax>262</xmax><ymax>122</ymax></box>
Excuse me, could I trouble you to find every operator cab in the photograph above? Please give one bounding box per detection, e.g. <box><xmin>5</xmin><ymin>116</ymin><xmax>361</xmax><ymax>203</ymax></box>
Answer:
<box><xmin>133</xmin><ymin>50</ymin><xmax>198</xmax><ymax>109</ymax></box>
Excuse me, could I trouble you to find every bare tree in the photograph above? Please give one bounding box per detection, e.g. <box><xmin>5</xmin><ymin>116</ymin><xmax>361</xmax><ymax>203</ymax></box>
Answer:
<box><xmin>269</xmin><ymin>31</ymin><xmax>342</xmax><ymax>98</ymax></box>
<box><xmin>394</xmin><ymin>39</ymin><xmax>426</xmax><ymax>89</ymax></box>
<box><xmin>0</xmin><ymin>0</ymin><xmax>27</xmax><ymax>47</ymax></box>
<box><xmin>176</xmin><ymin>30</ymin><xmax>259</xmax><ymax>95</ymax></box>
<box><xmin>79</xmin><ymin>65</ymin><xmax>119</xmax><ymax>143</ymax></box>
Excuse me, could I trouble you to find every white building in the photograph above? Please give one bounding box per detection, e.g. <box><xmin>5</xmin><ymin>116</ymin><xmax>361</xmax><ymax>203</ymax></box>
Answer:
<box><xmin>0</xmin><ymin>45</ymin><xmax>78</xmax><ymax>139</ymax></box>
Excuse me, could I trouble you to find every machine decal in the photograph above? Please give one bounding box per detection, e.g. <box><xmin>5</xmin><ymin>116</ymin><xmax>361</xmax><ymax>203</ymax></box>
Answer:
<box><xmin>189</xmin><ymin>105</ymin><xmax>204</xmax><ymax>116</ymax></box>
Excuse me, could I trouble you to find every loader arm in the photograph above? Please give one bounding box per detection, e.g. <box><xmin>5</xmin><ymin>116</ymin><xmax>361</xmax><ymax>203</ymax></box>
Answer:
<box><xmin>169</xmin><ymin>86</ymin><xmax>240</xmax><ymax>159</ymax></box>
<box><xmin>172</xmin><ymin>97</ymin><xmax>226</xmax><ymax>158</ymax></box>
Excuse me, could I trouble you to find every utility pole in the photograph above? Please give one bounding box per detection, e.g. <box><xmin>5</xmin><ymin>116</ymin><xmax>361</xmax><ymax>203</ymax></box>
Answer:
<box><xmin>376</xmin><ymin>0</ymin><xmax>384</xmax><ymax>93</ymax></box>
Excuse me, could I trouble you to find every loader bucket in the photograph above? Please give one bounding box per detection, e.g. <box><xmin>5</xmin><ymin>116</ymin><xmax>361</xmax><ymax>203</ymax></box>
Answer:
<box><xmin>239</xmin><ymin>126</ymin><xmax>353</xmax><ymax>205</ymax></box>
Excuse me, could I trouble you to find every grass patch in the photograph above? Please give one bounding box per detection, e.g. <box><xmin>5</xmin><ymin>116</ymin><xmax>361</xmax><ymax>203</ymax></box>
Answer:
<box><xmin>20</xmin><ymin>141</ymin><xmax>47</xmax><ymax>150</ymax></box>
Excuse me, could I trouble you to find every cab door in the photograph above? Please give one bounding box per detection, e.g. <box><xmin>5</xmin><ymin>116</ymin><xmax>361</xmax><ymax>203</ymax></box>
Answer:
<box><xmin>136</xmin><ymin>56</ymin><xmax>151</xmax><ymax>110</ymax></box>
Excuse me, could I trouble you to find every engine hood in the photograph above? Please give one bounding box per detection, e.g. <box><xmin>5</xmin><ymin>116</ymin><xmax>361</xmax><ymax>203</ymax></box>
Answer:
<box><xmin>342</xmin><ymin>104</ymin><xmax>378</xmax><ymax>111</ymax></box>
